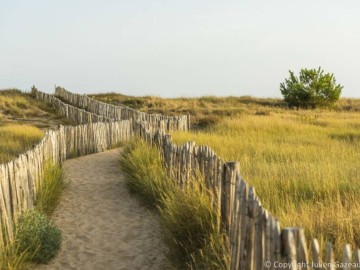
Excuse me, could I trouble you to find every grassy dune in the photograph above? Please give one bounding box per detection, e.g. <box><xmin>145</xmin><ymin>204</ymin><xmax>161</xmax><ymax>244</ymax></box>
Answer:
<box><xmin>171</xmin><ymin>110</ymin><xmax>360</xmax><ymax>254</ymax></box>
<box><xmin>0</xmin><ymin>89</ymin><xmax>75</xmax><ymax>129</ymax></box>
<box><xmin>0</xmin><ymin>88</ymin><xmax>78</xmax><ymax>164</ymax></box>
<box><xmin>93</xmin><ymin>93</ymin><xmax>360</xmax><ymax>127</ymax></box>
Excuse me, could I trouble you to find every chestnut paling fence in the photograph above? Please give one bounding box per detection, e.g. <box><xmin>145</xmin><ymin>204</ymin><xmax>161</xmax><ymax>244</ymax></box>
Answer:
<box><xmin>54</xmin><ymin>86</ymin><xmax>190</xmax><ymax>132</ymax></box>
<box><xmin>0</xmin><ymin>87</ymin><xmax>359</xmax><ymax>269</ymax></box>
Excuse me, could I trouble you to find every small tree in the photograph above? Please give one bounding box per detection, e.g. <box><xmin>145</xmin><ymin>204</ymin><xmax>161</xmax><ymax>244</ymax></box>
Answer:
<box><xmin>280</xmin><ymin>67</ymin><xmax>343</xmax><ymax>108</ymax></box>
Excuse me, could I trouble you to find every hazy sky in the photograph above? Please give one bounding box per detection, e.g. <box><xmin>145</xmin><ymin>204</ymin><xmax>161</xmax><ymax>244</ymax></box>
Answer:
<box><xmin>1</xmin><ymin>0</ymin><xmax>359</xmax><ymax>97</ymax></box>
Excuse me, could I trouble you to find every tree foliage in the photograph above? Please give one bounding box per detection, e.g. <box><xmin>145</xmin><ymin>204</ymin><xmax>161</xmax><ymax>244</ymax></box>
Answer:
<box><xmin>280</xmin><ymin>67</ymin><xmax>343</xmax><ymax>108</ymax></box>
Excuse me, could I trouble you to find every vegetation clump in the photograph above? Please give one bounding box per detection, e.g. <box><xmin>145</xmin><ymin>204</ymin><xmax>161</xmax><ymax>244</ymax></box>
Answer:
<box><xmin>35</xmin><ymin>162</ymin><xmax>65</xmax><ymax>216</ymax></box>
<box><xmin>280</xmin><ymin>67</ymin><xmax>343</xmax><ymax>108</ymax></box>
<box><xmin>16</xmin><ymin>209</ymin><xmax>62</xmax><ymax>263</ymax></box>
<box><xmin>120</xmin><ymin>140</ymin><xmax>229</xmax><ymax>269</ymax></box>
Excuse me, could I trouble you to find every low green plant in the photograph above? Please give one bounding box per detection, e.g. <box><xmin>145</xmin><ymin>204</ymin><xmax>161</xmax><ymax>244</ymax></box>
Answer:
<box><xmin>120</xmin><ymin>140</ymin><xmax>229</xmax><ymax>269</ymax></box>
<box><xmin>16</xmin><ymin>209</ymin><xmax>61</xmax><ymax>263</ymax></box>
<box><xmin>35</xmin><ymin>162</ymin><xmax>65</xmax><ymax>216</ymax></box>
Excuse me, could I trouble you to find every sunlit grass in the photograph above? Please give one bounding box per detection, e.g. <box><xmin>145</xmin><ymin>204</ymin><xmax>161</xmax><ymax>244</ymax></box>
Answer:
<box><xmin>120</xmin><ymin>140</ymin><xmax>229</xmax><ymax>269</ymax></box>
<box><xmin>0</xmin><ymin>125</ymin><xmax>44</xmax><ymax>164</ymax></box>
<box><xmin>171</xmin><ymin>111</ymin><xmax>360</xmax><ymax>255</ymax></box>
<box><xmin>35</xmin><ymin>162</ymin><xmax>65</xmax><ymax>216</ymax></box>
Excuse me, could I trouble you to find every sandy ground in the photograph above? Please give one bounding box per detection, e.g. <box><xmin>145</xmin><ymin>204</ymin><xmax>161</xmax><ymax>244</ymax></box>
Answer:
<box><xmin>38</xmin><ymin>149</ymin><xmax>168</xmax><ymax>270</ymax></box>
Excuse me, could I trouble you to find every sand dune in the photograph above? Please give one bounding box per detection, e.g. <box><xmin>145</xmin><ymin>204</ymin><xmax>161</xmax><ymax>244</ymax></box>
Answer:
<box><xmin>38</xmin><ymin>149</ymin><xmax>168</xmax><ymax>270</ymax></box>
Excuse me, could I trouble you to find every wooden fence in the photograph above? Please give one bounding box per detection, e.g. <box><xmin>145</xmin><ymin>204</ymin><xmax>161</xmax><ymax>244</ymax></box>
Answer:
<box><xmin>32</xmin><ymin>87</ymin><xmax>114</xmax><ymax>124</ymax></box>
<box><xmin>54</xmin><ymin>86</ymin><xmax>190</xmax><ymax>132</ymax></box>
<box><xmin>138</xmin><ymin>125</ymin><xmax>360</xmax><ymax>269</ymax></box>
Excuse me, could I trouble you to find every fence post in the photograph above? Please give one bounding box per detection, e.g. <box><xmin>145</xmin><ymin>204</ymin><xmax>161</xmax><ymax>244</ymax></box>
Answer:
<box><xmin>281</xmin><ymin>228</ymin><xmax>297</xmax><ymax>270</ymax></box>
<box><xmin>222</xmin><ymin>161</ymin><xmax>240</xmax><ymax>235</ymax></box>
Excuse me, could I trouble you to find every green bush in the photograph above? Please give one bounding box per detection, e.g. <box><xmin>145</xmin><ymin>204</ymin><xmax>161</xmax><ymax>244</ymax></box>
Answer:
<box><xmin>16</xmin><ymin>209</ymin><xmax>61</xmax><ymax>263</ymax></box>
<box><xmin>280</xmin><ymin>67</ymin><xmax>343</xmax><ymax>108</ymax></box>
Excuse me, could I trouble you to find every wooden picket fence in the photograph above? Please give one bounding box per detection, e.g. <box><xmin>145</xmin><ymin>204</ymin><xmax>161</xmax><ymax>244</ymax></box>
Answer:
<box><xmin>32</xmin><ymin>87</ymin><xmax>114</xmax><ymax>124</ymax></box>
<box><xmin>55</xmin><ymin>86</ymin><xmax>190</xmax><ymax>132</ymax></box>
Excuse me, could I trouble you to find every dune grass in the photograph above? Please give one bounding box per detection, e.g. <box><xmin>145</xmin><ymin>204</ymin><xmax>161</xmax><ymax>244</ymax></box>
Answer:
<box><xmin>171</xmin><ymin>110</ymin><xmax>360</xmax><ymax>256</ymax></box>
<box><xmin>0</xmin><ymin>124</ymin><xmax>44</xmax><ymax>164</ymax></box>
<box><xmin>120</xmin><ymin>140</ymin><xmax>229</xmax><ymax>269</ymax></box>
<box><xmin>35</xmin><ymin>162</ymin><xmax>65</xmax><ymax>216</ymax></box>
<box><xmin>0</xmin><ymin>240</ymin><xmax>31</xmax><ymax>270</ymax></box>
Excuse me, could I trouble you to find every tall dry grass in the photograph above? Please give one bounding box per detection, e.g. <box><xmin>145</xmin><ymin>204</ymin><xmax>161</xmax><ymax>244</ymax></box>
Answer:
<box><xmin>119</xmin><ymin>140</ymin><xmax>229</xmax><ymax>269</ymax></box>
<box><xmin>172</xmin><ymin>110</ymin><xmax>360</xmax><ymax>256</ymax></box>
<box><xmin>35</xmin><ymin>162</ymin><xmax>65</xmax><ymax>216</ymax></box>
<box><xmin>0</xmin><ymin>124</ymin><xmax>44</xmax><ymax>164</ymax></box>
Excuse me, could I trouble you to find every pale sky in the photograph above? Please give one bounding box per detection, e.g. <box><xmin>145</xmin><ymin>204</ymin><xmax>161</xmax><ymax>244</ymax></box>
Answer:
<box><xmin>1</xmin><ymin>0</ymin><xmax>359</xmax><ymax>97</ymax></box>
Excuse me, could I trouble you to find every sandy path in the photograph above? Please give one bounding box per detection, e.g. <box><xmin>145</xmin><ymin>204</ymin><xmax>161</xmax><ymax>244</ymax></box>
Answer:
<box><xmin>39</xmin><ymin>149</ymin><xmax>168</xmax><ymax>270</ymax></box>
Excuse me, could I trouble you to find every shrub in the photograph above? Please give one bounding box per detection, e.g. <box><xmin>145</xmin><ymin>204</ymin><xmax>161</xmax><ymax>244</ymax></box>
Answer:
<box><xmin>16</xmin><ymin>209</ymin><xmax>61</xmax><ymax>263</ymax></box>
<box><xmin>280</xmin><ymin>67</ymin><xmax>343</xmax><ymax>108</ymax></box>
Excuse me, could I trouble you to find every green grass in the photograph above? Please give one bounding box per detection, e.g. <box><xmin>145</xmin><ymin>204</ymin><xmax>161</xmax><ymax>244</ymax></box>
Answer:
<box><xmin>171</xmin><ymin>110</ymin><xmax>360</xmax><ymax>256</ymax></box>
<box><xmin>0</xmin><ymin>124</ymin><xmax>44</xmax><ymax>164</ymax></box>
<box><xmin>120</xmin><ymin>140</ymin><xmax>173</xmax><ymax>208</ymax></box>
<box><xmin>35</xmin><ymin>162</ymin><xmax>65</xmax><ymax>216</ymax></box>
<box><xmin>119</xmin><ymin>140</ymin><xmax>229</xmax><ymax>269</ymax></box>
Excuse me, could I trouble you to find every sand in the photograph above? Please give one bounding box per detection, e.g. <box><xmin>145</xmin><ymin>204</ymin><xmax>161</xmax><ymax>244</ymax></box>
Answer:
<box><xmin>38</xmin><ymin>148</ymin><xmax>168</xmax><ymax>270</ymax></box>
